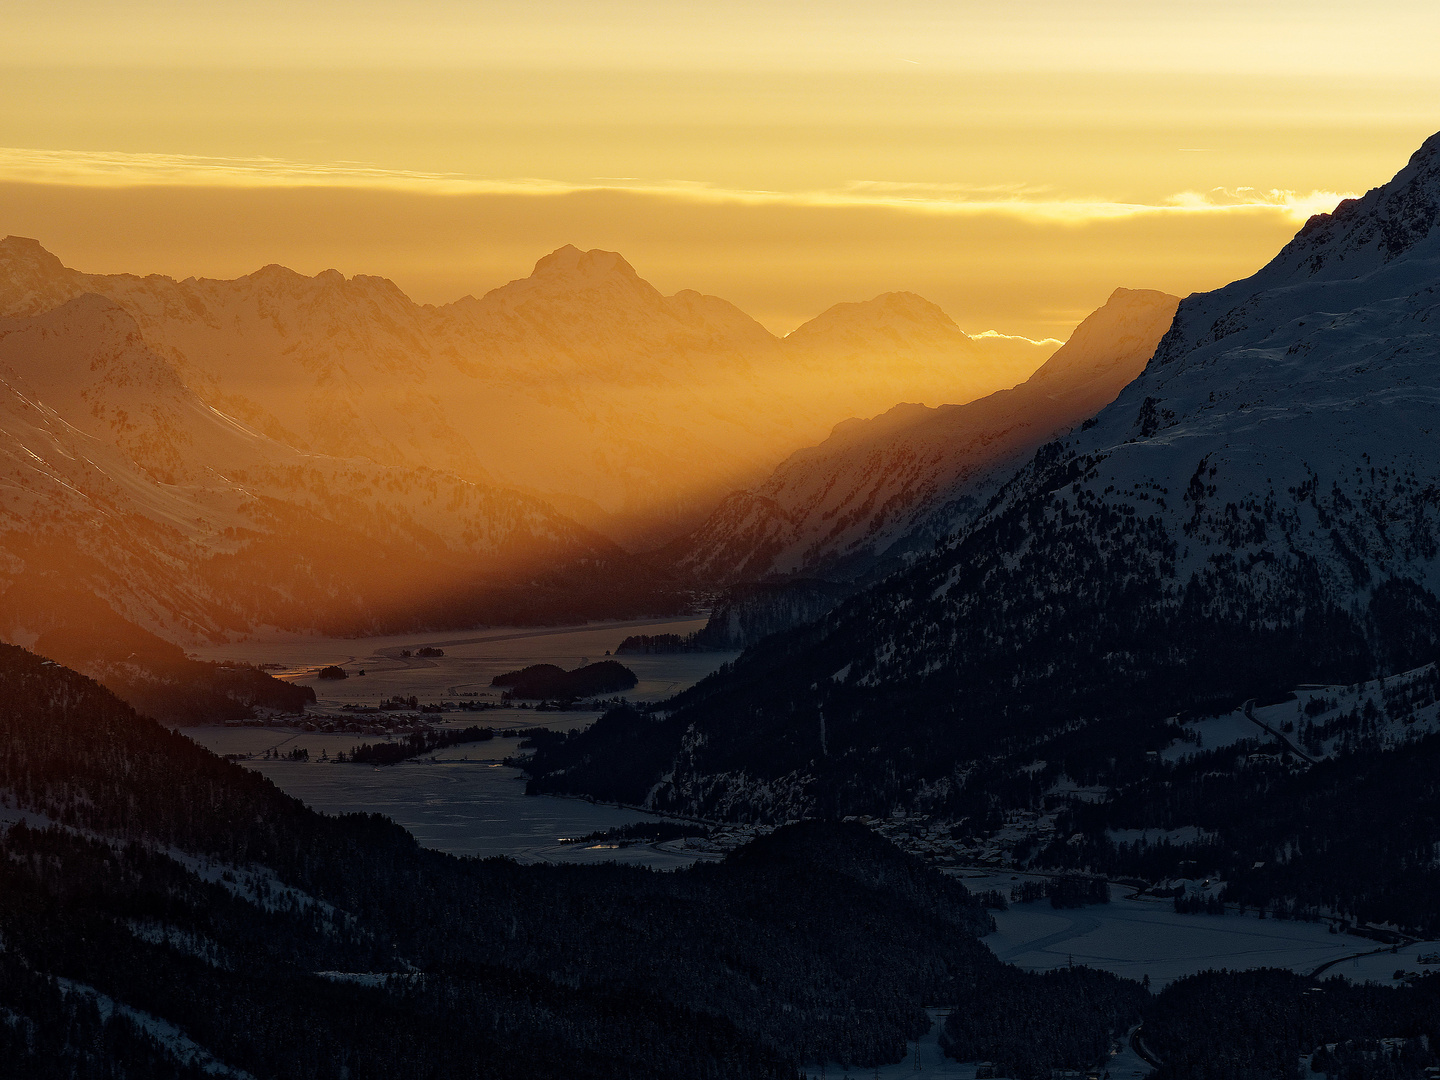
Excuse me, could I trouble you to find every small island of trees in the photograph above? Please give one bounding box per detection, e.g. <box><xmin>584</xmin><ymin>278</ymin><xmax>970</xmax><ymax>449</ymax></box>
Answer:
<box><xmin>491</xmin><ymin>660</ymin><xmax>638</xmax><ymax>700</ymax></box>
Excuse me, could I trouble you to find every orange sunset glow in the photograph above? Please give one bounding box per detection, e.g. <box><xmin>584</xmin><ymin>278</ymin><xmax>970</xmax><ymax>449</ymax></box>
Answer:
<box><xmin>4</xmin><ymin>2</ymin><xmax>1438</xmax><ymax>336</ymax></box>
<box><xmin>6</xmin><ymin>8</ymin><xmax>1440</xmax><ymax>1075</ymax></box>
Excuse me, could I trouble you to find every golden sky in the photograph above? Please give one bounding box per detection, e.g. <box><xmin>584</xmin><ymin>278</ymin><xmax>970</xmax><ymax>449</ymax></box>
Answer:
<box><xmin>3</xmin><ymin>1</ymin><xmax>1439</xmax><ymax>337</ymax></box>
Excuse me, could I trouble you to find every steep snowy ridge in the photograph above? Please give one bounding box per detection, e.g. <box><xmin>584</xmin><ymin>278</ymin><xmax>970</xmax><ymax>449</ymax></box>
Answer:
<box><xmin>0</xmin><ymin>293</ymin><xmax>280</xmax><ymax>485</ymax></box>
<box><xmin>527</xmin><ymin>129</ymin><xmax>1440</xmax><ymax>826</ymax></box>
<box><xmin>853</xmin><ymin>131</ymin><xmax>1440</xmax><ymax>692</ymax></box>
<box><xmin>667</xmin><ymin>288</ymin><xmax>1178</xmax><ymax>583</ymax></box>
<box><xmin>0</xmin><ymin>239</ymin><xmax>1046</xmax><ymax>545</ymax></box>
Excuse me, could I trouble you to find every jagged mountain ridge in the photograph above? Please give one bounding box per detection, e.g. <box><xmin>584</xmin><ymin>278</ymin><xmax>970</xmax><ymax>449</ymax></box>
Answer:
<box><xmin>0</xmin><ymin>239</ymin><xmax>1053</xmax><ymax>547</ymax></box>
<box><xmin>665</xmin><ymin>287</ymin><xmax>1179</xmax><ymax>584</ymax></box>
<box><xmin>780</xmin><ymin>290</ymin><xmax>1048</xmax><ymax>400</ymax></box>
<box><xmin>526</xmin><ymin>130</ymin><xmax>1440</xmax><ymax>825</ymax></box>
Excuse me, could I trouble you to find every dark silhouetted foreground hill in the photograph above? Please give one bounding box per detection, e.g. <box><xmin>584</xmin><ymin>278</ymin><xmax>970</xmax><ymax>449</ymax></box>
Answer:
<box><xmin>0</xmin><ymin>644</ymin><xmax>1014</xmax><ymax>1076</ymax></box>
<box><xmin>5</xmin><ymin>646</ymin><xmax>1439</xmax><ymax>1077</ymax></box>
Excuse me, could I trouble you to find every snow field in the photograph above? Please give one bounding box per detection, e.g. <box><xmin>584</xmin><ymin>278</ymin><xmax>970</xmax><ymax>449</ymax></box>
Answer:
<box><xmin>954</xmin><ymin>874</ymin><xmax>1378</xmax><ymax>990</ymax></box>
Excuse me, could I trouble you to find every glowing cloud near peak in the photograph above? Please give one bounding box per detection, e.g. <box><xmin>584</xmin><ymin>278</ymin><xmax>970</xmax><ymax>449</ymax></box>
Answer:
<box><xmin>0</xmin><ymin>146</ymin><xmax>1356</xmax><ymax>227</ymax></box>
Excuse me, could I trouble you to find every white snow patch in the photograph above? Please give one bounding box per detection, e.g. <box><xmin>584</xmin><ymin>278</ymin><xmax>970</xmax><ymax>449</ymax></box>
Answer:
<box><xmin>1163</xmin><ymin>709</ymin><xmax>1271</xmax><ymax>761</ymax></box>
<box><xmin>981</xmin><ymin>883</ymin><xmax>1364</xmax><ymax>989</ymax></box>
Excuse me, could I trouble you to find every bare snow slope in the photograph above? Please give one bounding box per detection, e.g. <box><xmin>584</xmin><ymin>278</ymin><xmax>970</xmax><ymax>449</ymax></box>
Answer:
<box><xmin>666</xmin><ymin>288</ymin><xmax>1178</xmax><ymax>583</ymax></box>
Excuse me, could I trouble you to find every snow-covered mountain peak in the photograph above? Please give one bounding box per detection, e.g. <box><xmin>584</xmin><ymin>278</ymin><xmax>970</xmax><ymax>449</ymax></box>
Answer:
<box><xmin>1150</xmin><ymin>131</ymin><xmax>1440</xmax><ymax>380</ymax></box>
<box><xmin>247</xmin><ymin>262</ymin><xmax>304</xmax><ymax>284</ymax></box>
<box><xmin>0</xmin><ymin>234</ymin><xmax>64</xmax><ymax>272</ymax></box>
<box><xmin>474</xmin><ymin>244</ymin><xmax>666</xmax><ymax>318</ymax></box>
<box><xmin>891</xmin><ymin>128</ymin><xmax>1440</xmax><ymax>692</ymax></box>
<box><xmin>1284</xmin><ymin>130</ymin><xmax>1440</xmax><ymax>275</ymax></box>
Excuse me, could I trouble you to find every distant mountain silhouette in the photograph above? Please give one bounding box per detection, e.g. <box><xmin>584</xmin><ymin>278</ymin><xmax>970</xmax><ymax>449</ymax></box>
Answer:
<box><xmin>0</xmin><ymin>238</ymin><xmax>1051</xmax><ymax>549</ymax></box>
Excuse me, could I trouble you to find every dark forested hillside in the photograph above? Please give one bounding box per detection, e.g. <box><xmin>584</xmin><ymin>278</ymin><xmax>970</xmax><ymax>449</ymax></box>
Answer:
<box><xmin>7</xmin><ymin>648</ymin><xmax>1440</xmax><ymax>1077</ymax></box>
<box><xmin>0</xmin><ymin>643</ymin><xmax>1025</xmax><ymax>1078</ymax></box>
<box><xmin>1145</xmin><ymin>970</ymin><xmax>1440</xmax><ymax>1080</ymax></box>
<box><xmin>941</xmin><ymin>966</ymin><xmax>1149</xmax><ymax>1079</ymax></box>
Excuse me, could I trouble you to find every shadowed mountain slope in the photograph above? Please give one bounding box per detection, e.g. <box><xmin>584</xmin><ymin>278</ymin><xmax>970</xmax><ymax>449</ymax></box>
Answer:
<box><xmin>527</xmin><ymin>130</ymin><xmax>1440</xmax><ymax>829</ymax></box>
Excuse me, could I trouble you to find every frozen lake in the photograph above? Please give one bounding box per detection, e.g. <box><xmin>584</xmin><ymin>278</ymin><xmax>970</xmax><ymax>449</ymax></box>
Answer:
<box><xmin>185</xmin><ymin>729</ymin><xmax>709</xmax><ymax>869</ymax></box>
<box><xmin>954</xmin><ymin>871</ymin><xmax>1434</xmax><ymax>990</ymax></box>
<box><xmin>190</xmin><ymin>614</ymin><xmax>733</xmax><ymax>709</ymax></box>
<box><xmin>185</xmin><ymin>616</ymin><xmax>738</xmax><ymax>868</ymax></box>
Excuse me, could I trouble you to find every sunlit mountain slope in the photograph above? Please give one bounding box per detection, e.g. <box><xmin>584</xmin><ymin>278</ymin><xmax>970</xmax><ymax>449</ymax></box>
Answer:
<box><xmin>0</xmin><ymin>238</ymin><xmax>1058</xmax><ymax>713</ymax></box>
<box><xmin>0</xmin><ymin>239</ymin><xmax>1050</xmax><ymax>547</ymax></box>
<box><xmin>0</xmin><ymin>294</ymin><xmax>639</xmax><ymax>715</ymax></box>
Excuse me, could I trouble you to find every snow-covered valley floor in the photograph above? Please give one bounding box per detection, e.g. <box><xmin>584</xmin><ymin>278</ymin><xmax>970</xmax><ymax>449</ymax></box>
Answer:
<box><xmin>955</xmin><ymin>874</ymin><xmax>1436</xmax><ymax>991</ymax></box>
